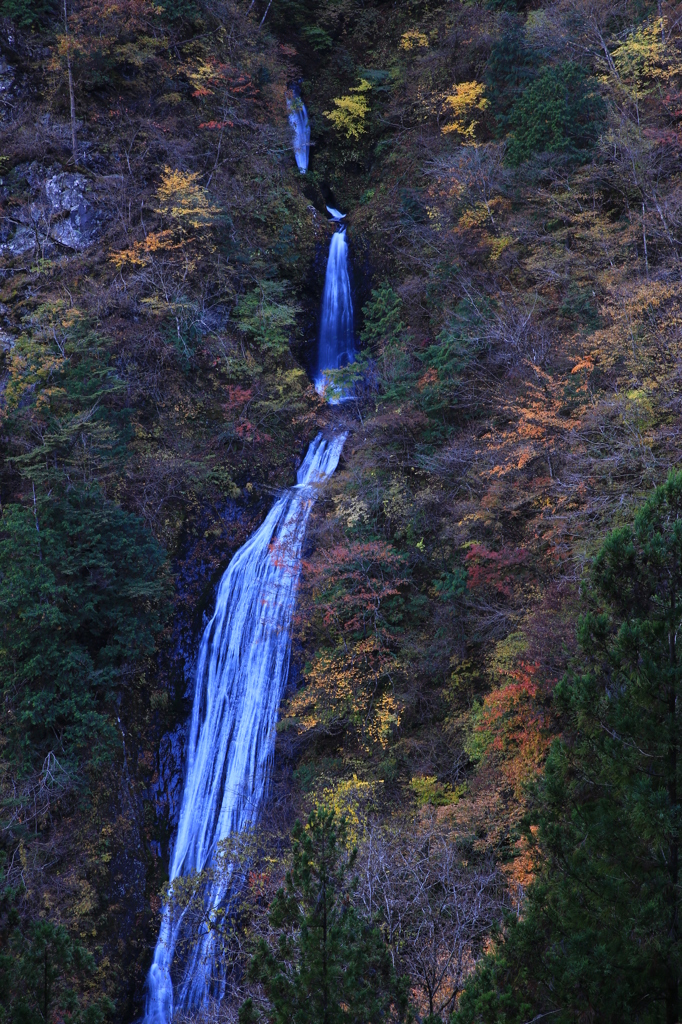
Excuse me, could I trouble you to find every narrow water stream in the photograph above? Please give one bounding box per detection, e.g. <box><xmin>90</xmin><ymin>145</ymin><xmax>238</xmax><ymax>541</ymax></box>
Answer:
<box><xmin>286</xmin><ymin>88</ymin><xmax>310</xmax><ymax>174</ymax></box>
<box><xmin>143</xmin><ymin>92</ymin><xmax>360</xmax><ymax>1020</ymax></box>
<box><xmin>143</xmin><ymin>435</ymin><xmax>346</xmax><ymax>1022</ymax></box>
<box><xmin>315</xmin><ymin>209</ymin><xmax>355</xmax><ymax>397</ymax></box>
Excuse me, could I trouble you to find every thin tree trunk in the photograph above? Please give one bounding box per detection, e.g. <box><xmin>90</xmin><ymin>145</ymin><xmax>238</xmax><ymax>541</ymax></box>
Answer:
<box><xmin>259</xmin><ymin>0</ymin><xmax>273</xmax><ymax>27</ymax></box>
<box><xmin>322</xmin><ymin>865</ymin><xmax>329</xmax><ymax>1024</ymax></box>
<box><xmin>667</xmin><ymin>587</ymin><xmax>679</xmax><ymax>1024</ymax></box>
<box><xmin>643</xmin><ymin>204</ymin><xmax>649</xmax><ymax>278</ymax></box>
<box><xmin>32</xmin><ymin>482</ymin><xmax>42</xmax><ymax>562</ymax></box>
<box><xmin>63</xmin><ymin>0</ymin><xmax>77</xmax><ymax>165</ymax></box>
<box><xmin>43</xmin><ymin>945</ymin><xmax>49</xmax><ymax>1021</ymax></box>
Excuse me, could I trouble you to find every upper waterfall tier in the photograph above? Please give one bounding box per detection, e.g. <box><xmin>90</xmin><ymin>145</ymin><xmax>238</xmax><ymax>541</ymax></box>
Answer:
<box><xmin>142</xmin><ymin>433</ymin><xmax>347</xmax><ymax>1023</ymax></box>
<box><xmin>287</xmin><ymin>93</ymin><xmax>310</xmax><ymax>174</ymax></box>
<box><xmin>315</xmin><ymin>226</ymin><xmax>355</xmax><ymax>397</ymax></box>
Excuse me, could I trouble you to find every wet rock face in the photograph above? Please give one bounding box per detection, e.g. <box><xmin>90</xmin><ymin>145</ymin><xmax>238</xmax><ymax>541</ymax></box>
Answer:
<box><xmin>0</xmin><ymin>302</ymin><xmax>13</xmax><ymax>354</ymax></box>
<box><xmin>0</xmin><ymin>303</ymin><xmax>12</xmax><ymax>403</ymax></box>
<box><xmin>0</xmin><ymin>55</ymin><xmax>14</xmax><ymax>100</ymax></box>
<box><xmin>149</xmin><ymin>724</ymin><xmax>187</xmax><ymax>852</ymax></box>
<box><xmin>109</xmin><ymin>853</ymin><xmax>147</xmax><ymax>922</ymax></box>
<box><xmin>144</xmin><ymin>501</ymin><xmax>257</xmax><ymax>863</ymax></box>
<box><xmin>1</xmin><ymin>164</ymin><xmax>106</xmax><ymax>256</ymax></box>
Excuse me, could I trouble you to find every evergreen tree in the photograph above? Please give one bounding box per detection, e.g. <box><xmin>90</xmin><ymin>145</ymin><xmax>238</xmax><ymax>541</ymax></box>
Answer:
<box><xmin>455</xmin><ymin>470</ymin><xmax>682</xmax><ymax>1023</ymax></box>
<box><xmin>0</xmin><ymin>918</ymin><xmax>112</xmax><ymax>1024</ymax></box>
<box><xmin>0</xmin><ymin>487</ymin><xmax>170</xmax><ymax>766</ymax></box>
<box><xmin>505</xmin><ymin>62</ymin><xmax>604</xmax><ymax>165</ymax></box>
<box><xmin>485</xmin><ymin>17</ymin><xmax>537</xmax><ymax>132</ymax></box>
<box><xmin>241</xmin><ymin>808</ymin><xmax>406</xmax><ymax>1024</ymax></box>
<box><xmin>0</xmin><ymin>0</ymin><xmax>54</xmax><ymax>28</ymax></box>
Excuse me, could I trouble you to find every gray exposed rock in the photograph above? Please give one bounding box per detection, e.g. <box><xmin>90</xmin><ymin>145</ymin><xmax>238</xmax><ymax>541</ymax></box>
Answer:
<box><xmin>0</xmin><ymin>216</ymin><xmax>14</xmax><ymax>244</ymax></box>
<box><xmin>44</xmin><ymin>172</ymin><xmax>103</xmax><ymax>248</ymax></box>
<box><xmin>200</xmin><ymin>303</ymin><xmax>230</xmax><ymax>333</ymax></box>
<box><xmin>0</xmin><ymin>329</ymin><xmax>14</xmax><ymax>352</ymax></box>
<box><xmin>0</xmin><ymin>55</ymin><xmax>14</xmax><ymax>95</ymax></box>
<box><xmin>3</xmin><ymin>225</ymin><xmax>36</xmax><ymax>256</ymax></box>
<box><xmin>0</xmin><ymin>169</ymin><xmax>106</xmax><ymax>257</ymax></box>
<box><xmin>150</xmin><ymin>724</ymin><xmax>187</xmax><ymax>834</ymax></box>
<box><xmin>45</xmin><ymin>172</ymin><xmax>88</xmax><ymax>213</ymax></box>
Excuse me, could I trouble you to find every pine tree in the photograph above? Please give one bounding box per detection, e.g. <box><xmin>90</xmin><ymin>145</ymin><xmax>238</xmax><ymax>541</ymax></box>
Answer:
<box><xmin>0</xmin><ymin>487</ymin><xmax>170</xmax><ymax>766</ymax></box>
<box><xmin>505</xmin><ymin>62</ymin><xmax>604</xmax><ymax>165</ymax></box>
<box><xmin>241</xmin><ymin>808</ymin><xmax>406</xmax><ymax>1024</ymax></box>
<box><xmin>1</xmin><ymin>918</ymin><xmax>112</xmax><ymax>1023</ymax></box>
<box><xmin>484</xmin><ymin>16</ymin><xmax>537</xmax><ymax>131</ymax></box>
<box><xmin>455</xmin><ymin>470</ymin><xmax>682</xmax><ymax>1023</ymax></box>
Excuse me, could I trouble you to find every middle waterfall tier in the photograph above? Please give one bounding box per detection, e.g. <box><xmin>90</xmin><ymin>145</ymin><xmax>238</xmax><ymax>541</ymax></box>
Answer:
<box><xmin>287</xmin><ymin>92</ymin><xmax>310</xmax><ymax>174</ymax></box>
<box><xmin>142</xmin><ymin>433</ymin><xmax>347</xmax><ymax>1024</ymax></box>
<box><xmin>315</xmin><ymin>226</ymin><xmax>355</xmax><ymax>397</ymax></box>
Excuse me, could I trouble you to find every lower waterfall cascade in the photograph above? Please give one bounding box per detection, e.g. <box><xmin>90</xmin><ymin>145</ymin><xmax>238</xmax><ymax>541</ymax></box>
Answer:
<box><xmin>143</xmin><ymin>433</ymin><xmax>346</xmax><ymax>1023</ymax></box>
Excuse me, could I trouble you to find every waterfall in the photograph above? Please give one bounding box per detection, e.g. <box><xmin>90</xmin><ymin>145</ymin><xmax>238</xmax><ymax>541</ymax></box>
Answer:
<box><xmin>315</xmin><ymin>221</ymin><xmax>355</xmax><ymax>397</ymax></box>
<box><xmin>287</xmin><ymin>91</ymin><xmax>310</xmax><ymax>174</ymax></box>
<box><xmin>143</xmin><ymin>433</ymin><xmax>346</xmax><ymax>1023</ymax></box>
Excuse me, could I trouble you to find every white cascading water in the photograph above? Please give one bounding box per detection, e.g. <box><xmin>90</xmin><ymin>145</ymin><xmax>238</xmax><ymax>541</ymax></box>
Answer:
<box><xmin>287</xmin><ymin>91</ymin><xmax>310</xmax><ymax>174</ymax></box>
<box><xmin>143</xmin><ymin>433</ymin><xmax>346</xmax><ymax>1022</ymax></box>
<box><xmin>315</xmin><ymin>216</ymin><xmax>355</xmax><ymax>397</ymax></box>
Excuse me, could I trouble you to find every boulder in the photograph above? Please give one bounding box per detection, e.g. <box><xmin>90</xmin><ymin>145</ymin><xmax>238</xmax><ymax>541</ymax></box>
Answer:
<box><xmin>0</xmin><ymin>168</ymin><xmax>105</xmax><ymax>256</ymax></box>
<box><xmin>45</xmin><ymin>172</ymin><xmax>102</xmax><ymax>249</ymax></box>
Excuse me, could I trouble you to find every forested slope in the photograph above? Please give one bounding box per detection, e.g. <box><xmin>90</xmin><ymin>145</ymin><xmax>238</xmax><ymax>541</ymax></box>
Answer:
<box><xmin>1</xmin><ymin>0</ymin><xmax>682</xmax><ymax>1020</ymax></box>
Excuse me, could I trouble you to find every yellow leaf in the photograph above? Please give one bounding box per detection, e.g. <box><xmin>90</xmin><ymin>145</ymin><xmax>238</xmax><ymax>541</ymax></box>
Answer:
<box><xmin>324</xmin><ymin>79</ymin><xmax>372</xmax><ymax>140</ymax></box>
<box><xmin>400</xmin><ymin>30</ymin><xmax>429</xmax><ymax>51</ymax></box>
<box><xmin>442</xmin><ymin>81</ymin><xmax>489</xmax><ymax>141</ymax></box>
<box><xmin>155</xmin><ymin>167</ymin><xmax>222</xmax><ymax>228</ymax></box>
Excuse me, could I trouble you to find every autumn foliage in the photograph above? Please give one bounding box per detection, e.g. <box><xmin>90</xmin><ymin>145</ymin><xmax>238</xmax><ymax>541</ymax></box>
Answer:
<box><xmin>3</xmin><ymin>0</ymin><xmax>682</xmax><ymax>1016</ymax></box>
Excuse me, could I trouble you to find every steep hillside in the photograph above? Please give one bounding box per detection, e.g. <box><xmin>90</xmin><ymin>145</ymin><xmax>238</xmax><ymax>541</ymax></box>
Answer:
<box><xmin>280</xmin><ymin>0</ymin><xmax>682</xmax><ymax>907</ymax></box>
<box><xmin>0</xmin><ymin>2</ymin><xmax>329</xmax><ymax>1013</ymax></box>
<box><xmin>2</xmin><ymin>0</ymin><xmax>682</xmax><ymax>1020</ymax></box>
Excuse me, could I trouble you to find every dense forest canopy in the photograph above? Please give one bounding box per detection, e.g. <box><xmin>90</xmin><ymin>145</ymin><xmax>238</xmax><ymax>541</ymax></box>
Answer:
<box><xmin>1</xmin><ymin>0</ymin><xmax>682</xmax><ymax>1019</ymax></box>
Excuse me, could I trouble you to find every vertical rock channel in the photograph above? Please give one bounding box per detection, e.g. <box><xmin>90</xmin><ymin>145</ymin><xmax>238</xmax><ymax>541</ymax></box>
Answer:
<box><xmin>286</xmin><ymin>87</ymin><xmax>310</xmax><ymax>174</ymax></box>
<box><xmin>143</xmin><ymin>434</ymin><xmax>346</xmax><ymax>1022</ymax></box>
<box><xmin>315</xmin><ymin>208</ymin><xmax>355</xmax><ymax>398</ymax></box>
